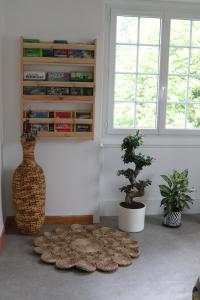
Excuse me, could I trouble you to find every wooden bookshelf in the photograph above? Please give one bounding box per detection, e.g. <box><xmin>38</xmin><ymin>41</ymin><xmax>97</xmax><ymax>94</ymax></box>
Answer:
<box><xmin>23</xmin><ymin>42</ymin><xmax>95</xmax><ymax>50</ymax></box>
<box><xmin>20</xmin><ymin>37</ymin><xmax>96</xmax><ymax>140</ymax></box>
<box><xmin>37</xmin><ymin>131</ymin><xmax>93</xmax><ymax>140</ymax></box>
<box><xmin>22</xmin><ymin>95</ymin><xmax>94</xmax><ymax>103</ymax></box>
<box><xmin>23</xmin><ymin>57</ymin><xmax>95</xmax><ymax>66</ymax></box>
<box><xmin>23</xmin><ymin>118</ymin><xmax>93</xmax><ymax>125</ymax></box>
<box><xmin>23</xmin><ymin>81</ymin><xmax>94</xmax><ymax>88</ymax></box>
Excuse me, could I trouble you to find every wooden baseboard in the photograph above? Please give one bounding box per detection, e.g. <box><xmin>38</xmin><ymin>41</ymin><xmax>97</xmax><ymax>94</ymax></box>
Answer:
<box><xmin>6</xmin><ymin>215</ymin><xmax>93</xmax><ymax>229</ymax></box>
<box><xmin>0</xmin><ymin>228</ymin><xmax>5</xmax><ymax>249</ymax></box>
<box><xmin>5</xmin><ymin>216</ymin><xmax>15</xmax><ymax>230</ymax></box>
<box><xmin>45</xmin><ymin>215</ymin><xmax>93</xmax><ymax>225</ymax></box>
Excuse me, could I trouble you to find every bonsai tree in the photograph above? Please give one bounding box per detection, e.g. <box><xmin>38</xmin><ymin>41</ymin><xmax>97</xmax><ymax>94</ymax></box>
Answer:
<box><xmin>159</xmin><ymin>169</ymin><xmax>193</xmax><ymax>216</ymax></box>
<box><xmin>22</xmin><ymin>109</ymin><xmax>37</xmax><ymax>141</ymax></box>
<box><xmin>117</xmin><ymin>130</ymin><xmax>154</xmax><ymax>206</ymax></box>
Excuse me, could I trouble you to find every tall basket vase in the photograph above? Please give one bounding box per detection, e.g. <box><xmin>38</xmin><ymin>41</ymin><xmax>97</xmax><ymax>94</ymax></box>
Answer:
<box><xmin>13</xmin><ymin>138</ymin><xmax>46</xmax><ymax>235</ymax></box>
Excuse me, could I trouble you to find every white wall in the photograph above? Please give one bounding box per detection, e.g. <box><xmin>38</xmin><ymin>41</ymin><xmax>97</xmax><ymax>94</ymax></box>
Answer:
<box><xmin>100</xmin><ymin>143</ymin><xmax>200</xmax><ymax>215</ymax></box>
<box><xmin>100</xmin><ymin>0</ymin><xmax>200</xmax><ymax>216</ymax></box>
<box><xmin>2</xmin><ymin>0</ymin><xmax>200</xmax><ymax>220</ymax></box>
<box><xmin>3</xmin><ymin>0</ymin><xmax>104</xmax><ymax>219</ymax></box>
<box><xmin>0</xmin><ymin>0</ymin><xmax>5</xmax><ymax>233</ymax></box>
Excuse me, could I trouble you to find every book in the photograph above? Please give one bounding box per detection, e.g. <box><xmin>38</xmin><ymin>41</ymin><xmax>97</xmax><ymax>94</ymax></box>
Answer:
<box><xmin>68</xmin><ymin>50</ymin><xmax>93</xmax><ymax>58</ymax></box>
<box><xmin>75</xmin><ymin>124</ymin><xmax>91</xmax><ymax>132</ymax></box>
<box><xmin>47</xmin><ymin>72</ymin><xmax>69</xmax><ymax>81</ymax></box>
<box><xmin>55</xmin><ymin>123</ymin><xmax>72</xmax><ymax>132</ymax></box>
<box><xmin>70</xmin><ymin>72</ymin><xmax>93</xmax><ymax>82</ymax></box>
<box><xmin>42</xmin><ymin>48</ymin><xmax>54</xmax><ymax>57</ymax></box>
<box><xmin>27</xmin><ymin>111</ymin><xmax>48</xmax><ymax>118</ymax></box>
<box><xmin>23</xmin><ymin>87</ymin><xmax>46</xmax><ymax>95</ymax></box>
<box><xmin>46</xmin><ymin>87</ymin><xmax>70</xmax><ymax>95</ymax></box>
<box><xmin>55</xmin><ymin>112</ymin><xmax>72</xmax><ymax>119</ymax></box>
<box><xmin>70</xmin><ymin>87</ymin><xmax>93</xmax><ymax>96</ymax></box>
<box><xmin>23</xmin><ymin>48</ymin><xmax>42</xmax><ymax>57</ymax></box>
<box><xmin>75</xmin><ymin>112</ymin><xmax>91</xmax><ymax>119</ymax></box>
<box><xmin>54</xmin><ymin>40</ymin><xmax>68</xmax><ymax>57</ymax></box>
<box><xmin>24</xmin><ymin>71</ymin><xmax>46</xmax><ymax>81</ymax></box>
<box><xmin>32</xmin><ymin>124</ymin><xmax>49</xmax><ymax>132</ymax></box>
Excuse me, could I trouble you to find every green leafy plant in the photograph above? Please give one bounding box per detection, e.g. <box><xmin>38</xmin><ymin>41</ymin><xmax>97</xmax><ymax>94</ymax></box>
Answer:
<box><xmin>117</xmin><ymin>130</ymin><xmax>154</xmax><ymax>205</ymax></box>
<box><xmin>159</xmin><ymin>169</ymin><xmax>193</xmax><ymax>216</ymax></box>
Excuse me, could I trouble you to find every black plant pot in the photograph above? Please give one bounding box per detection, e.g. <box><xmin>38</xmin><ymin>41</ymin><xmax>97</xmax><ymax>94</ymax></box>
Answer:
<box><xmin>163</xmin><ymin>212</ymin><xmax>181</xmax><ymax>228</ymax></box>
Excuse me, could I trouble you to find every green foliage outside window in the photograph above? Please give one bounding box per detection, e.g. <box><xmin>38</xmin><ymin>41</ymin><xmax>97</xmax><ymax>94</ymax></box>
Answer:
<box><xmin>114</xmin><ymin>17</ymin><xmax>200</xmax><ymax>129</ymax></box>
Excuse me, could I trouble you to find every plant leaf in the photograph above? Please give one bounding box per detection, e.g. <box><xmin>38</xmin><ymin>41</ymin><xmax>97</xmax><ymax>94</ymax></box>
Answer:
<box><xmin>160</xmin><ymin>175</ymin><xmax>172</xmax><ymax>188</ymax></box>
<box><xmin>159</xmin><ymin>185</ymin><xmax>171</xmax><ymax>195</ymax></box>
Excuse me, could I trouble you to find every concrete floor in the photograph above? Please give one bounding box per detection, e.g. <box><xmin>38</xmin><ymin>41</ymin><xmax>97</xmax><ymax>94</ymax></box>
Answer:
<box><xmin>0</xmin><ymin>215</ymin><xmax>200</xmax><ymax>300</ymax></box>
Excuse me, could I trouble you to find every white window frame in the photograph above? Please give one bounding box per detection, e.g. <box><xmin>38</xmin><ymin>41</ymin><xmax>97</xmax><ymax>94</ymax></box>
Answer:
<box><xmin>104</xmin><ymin>3</ymin><xmax>200</xmax><ymax>137</ymax></box>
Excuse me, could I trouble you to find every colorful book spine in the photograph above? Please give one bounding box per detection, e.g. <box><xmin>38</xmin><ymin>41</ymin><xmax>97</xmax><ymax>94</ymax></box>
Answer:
<box><xmin>32</xmin><ymin>124</ymin><xmax>49</xmax><ymax>132</ymax></box>
<box><xmin>23</xmin><ymin>39</ymin><xmax>42</xmax><ymax>57</ymax></box>
<box><xmin>68</xmin><ymin>50</ymin><xmax>93</xmax><ymax>58</ymax></box>
<box><xmin>75</xmin><ymin>124</ymin><xmax>91</xmax><ymax>132</ymax></box>
<box><xmin>54</xmin><ymin>40</ymin><xmax>68</xmax><ymax>57</ymax></box>
<box><xmin>47</xmin><ymin>72</ymin><xmax>69</xmax><ymax>81</ymax></box>
<box><xmin>42</xmin><ymin>48</ymin><xmax>54</xmax><ymax>57</ymax></box>
<box><xmin>70</xmin><ymin>87</ymin><xmax>93</xmax><ymax>96</ymax></box>
<box><xmin>27</xmin><ymin>111</ymin><xmax>48</xmax><ymax>118</ymax></box>
<box><xmin>75</xmin><ymin>112</ymin><xmax>91</xmax><ymax>119</ymax></box>
<box><xmin>24</xmin><ymin>71</ymin><xmax>46</xmax><ymax>81</ymax></box>
<box><xmin>46</xmin><ymin>87</ymin><xmax>70</xmax><ymax>96</ymax></box>
<box><xmin>55</xmin><ymin>124</ymin><xmax>72</xmax><ymax>132</ymax></box>
<box><xmin>23</xmin><ymin>87</ymin><xmax>46</xmax><ymax>95</ymax></box>
<box><xmin>70</xmin><ymin>72</ymin><xmax>93</xmax><ymax>82</ymax></box>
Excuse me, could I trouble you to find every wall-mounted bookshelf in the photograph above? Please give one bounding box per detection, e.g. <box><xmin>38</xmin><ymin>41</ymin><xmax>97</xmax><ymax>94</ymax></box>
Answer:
<box><xmin>20</xmin><ymin>37</ymin><xmax>96</xmax><ymax>140</ymax></box>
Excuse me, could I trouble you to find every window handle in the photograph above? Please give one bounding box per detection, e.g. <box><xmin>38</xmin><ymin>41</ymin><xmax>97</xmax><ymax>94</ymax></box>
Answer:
<box><xmin>161</xmin><ymin>86</ymin><xmax>166</xmax><ymax>99</ymax></box>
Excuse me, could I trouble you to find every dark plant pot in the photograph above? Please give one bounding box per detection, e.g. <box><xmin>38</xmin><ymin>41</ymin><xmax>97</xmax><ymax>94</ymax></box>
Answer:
<box><xmin>163</xmin><ymin>212</ymin><xmax>181</xmax><ymax>228</ymax></box>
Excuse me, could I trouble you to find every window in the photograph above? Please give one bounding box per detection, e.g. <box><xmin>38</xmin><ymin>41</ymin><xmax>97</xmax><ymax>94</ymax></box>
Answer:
<box><xmin>114</xmin><ymin>16</ymin><xmax>160</xmax><ymax>130</ymax></box>
<box><xmin>107</xmin><ymin>7</ymin><xmax>200</xmax><ymax>134</ymax></box>
<box><xmin>166</xmin><ymin>20</ymin><xmax>200</xmax><ymax>129</ymax></box>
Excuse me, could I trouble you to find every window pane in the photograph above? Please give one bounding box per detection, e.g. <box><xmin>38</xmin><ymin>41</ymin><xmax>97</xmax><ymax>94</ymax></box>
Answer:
<box><xmin>169</xmin><ymin>47</ymin><xmax>189</xmax><ymax>74</ymax></box>
<box><xmin>192</xmin><ymin>21</ymin><xmax>200</xmax><ymax>46</ymax></box>
<box><xmin>137</xmin><ymin>75</ymin><xmax>158</xmax><ymax>101</ymax></box>
<box><xmin>189</xmin><ymin>77</ymin><xmax>200</xmax><ymax>102</ymax></box>
<box><xmin>139</xmin><ymin>18</ymin><xmax>160</xmax><ymax>45</ymax></box>
<box><xmin>138</xmin><ymin>46</ymin><xmax>159</xmax><ymax>73</ymax></box>
<box><xmin>113</xmin><ymin>103</ymin><xmax>134</xmax><ymax>128</ymax></box>
<box><xmin>190</xmin><ymin>49</ymin><xmax>200</xmax><ymax>75</ymax></box>
<box><xmin>115</xmin><ymin>74</ymin><xmax>136</xmax><ymax>101</ymax></box>
<box><xmin>115</xmin><ymin>45</ymin><xmax>137</xmax><ymax>72</ymax></box>
<box><xmin>167</xmin><ymin>76</ymin><xmax>187</xmax><ymax>102</ymax></box>
<box><xmin>166</xmin><ymin>104</ymin><xmax>186</xmax><ymax>128</ymax></box>
<box><xmin>136</xmin><ymin>103</ymin><xmax>156</xmax><ymax>128</ymax></box>
<box><xmin>116</xmin><ymin>16</ymin><xmax>138</xmax><ymax>44</ymax></box>
<box><xmin>187</xmin><ymin>104</ymin><xmax>200</xmax><ymax>128</ymax></box>
<box><xmin>170</xmin><ymin>19</ymin><xmax>190</xmax><ymax>46</ymax></box>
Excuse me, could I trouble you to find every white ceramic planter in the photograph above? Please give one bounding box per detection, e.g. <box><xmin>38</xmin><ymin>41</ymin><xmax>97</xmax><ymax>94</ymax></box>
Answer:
<box><xmin>118</xmin><ymin>203</ymin><xmax>146</xmax><ymax>232</ymax></box>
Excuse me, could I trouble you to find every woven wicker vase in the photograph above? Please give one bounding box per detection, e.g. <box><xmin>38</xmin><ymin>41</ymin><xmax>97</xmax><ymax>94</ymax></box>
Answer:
<box><xmin>13</xmin><ymin>138</ymin><xmax>46</xmax><ymax>235</ymax></box>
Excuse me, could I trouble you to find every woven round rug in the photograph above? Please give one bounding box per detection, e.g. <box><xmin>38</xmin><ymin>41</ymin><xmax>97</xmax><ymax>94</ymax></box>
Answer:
<box><xmin>33</xmin><ymin>224</ymin><xmax>140</xmax><ymax>272</ymax></box>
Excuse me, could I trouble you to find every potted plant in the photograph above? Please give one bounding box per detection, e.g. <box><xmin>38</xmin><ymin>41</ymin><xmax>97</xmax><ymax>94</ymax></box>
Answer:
<box><xmin>159</xmin><ymin>169</ymin><xmax>193</xmax><ymax>228</ymax></box>
<box><xmin>117</xmin><ymin>131</ymin><xmax>154</xmax><ymax>232</ymax></box>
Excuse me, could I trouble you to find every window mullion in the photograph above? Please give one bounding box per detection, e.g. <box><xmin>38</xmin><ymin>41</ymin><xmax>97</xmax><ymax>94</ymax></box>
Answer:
<box><xmin>158</xmin><ymin>15</ymin><xmax>171</xmax><ymax>134</ymax></box>
<box><xmin>107</xmin><ymin>11</ymin><xmax>118</xmax><ymax>132</ymax></box>
<box><xmin>134</xmin><ymin>17</ymin><xmax>140</xmax><ymax>128</ymax></box>
<box><xmin>185</xmin><ymin>20</ymin><xmax>193</xmax><ymax>129</ymax></box>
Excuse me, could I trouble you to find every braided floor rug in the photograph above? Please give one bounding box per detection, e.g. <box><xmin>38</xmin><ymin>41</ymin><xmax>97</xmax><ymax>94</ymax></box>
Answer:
<box><xmin>33</xmin><ymin>224</ymin><xmax>140</xmax><ymax>272</ymax></box>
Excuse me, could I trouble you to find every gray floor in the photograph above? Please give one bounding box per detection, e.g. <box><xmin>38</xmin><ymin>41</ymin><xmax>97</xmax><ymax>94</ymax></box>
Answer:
<box><xmin>0</xmin><ymin>215</ymin><xmax>200</xmax><ymax>300</ymax></box>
